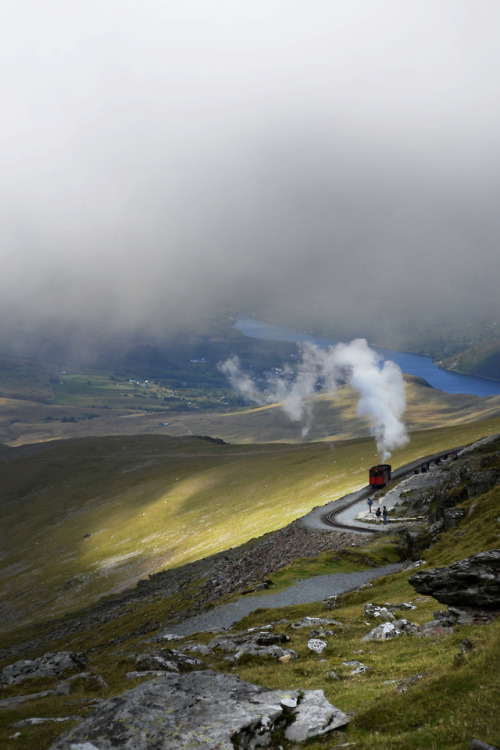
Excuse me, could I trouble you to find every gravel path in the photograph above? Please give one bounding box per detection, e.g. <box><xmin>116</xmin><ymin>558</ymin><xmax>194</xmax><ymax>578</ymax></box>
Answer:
<box><xmin>164</xmin><ymin>562</ymin><xmax>402</xmax><ymax>636</ymax></box>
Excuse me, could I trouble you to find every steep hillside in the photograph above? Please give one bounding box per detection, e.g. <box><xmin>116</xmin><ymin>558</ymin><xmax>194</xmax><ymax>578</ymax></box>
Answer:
<box><xmin>438</xmin><ymin>339</ymin><xmax>500</xmax><ymax>381</ymax></box>
<box><xmin>0</xmin><ymin>435</ymin><xmax>499</xmax><ymax>749</ymax></box>
<box><xmin>2</xmin><ymin>419</ymin><xmax>500</xmax><ymax>633</ymax></box>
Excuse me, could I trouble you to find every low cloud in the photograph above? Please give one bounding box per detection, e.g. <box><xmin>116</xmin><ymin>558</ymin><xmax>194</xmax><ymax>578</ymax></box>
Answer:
<box><xmin>219</xmin><ymin>339</ymin><xmax>409</xmax><ymax>460</ymax></box>
<box><xmin>1</xmin><ymin>2</ymin><xmax>499</xmax><ymax>355</ymax></box>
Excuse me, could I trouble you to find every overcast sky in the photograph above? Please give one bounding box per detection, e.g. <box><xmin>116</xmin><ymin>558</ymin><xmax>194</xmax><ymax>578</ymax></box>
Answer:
<box><xmin>1</xmin><ymin>1</ymin><xmax>499</xmax><ymax>353</ymax></box>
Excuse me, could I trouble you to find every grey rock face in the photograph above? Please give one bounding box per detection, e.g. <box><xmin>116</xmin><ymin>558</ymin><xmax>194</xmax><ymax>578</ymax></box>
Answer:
<box><xmin>443</xmin><ymin>508</ymin><xmax>467</xmax><ymax>527</ymax></box>
<box><xmin>48</xmin><ymin>670</ymin><xmax>349</xmax><ymax>749</ymax></box>
<box><xmin>408</xmin><ymin>550</ymin><xmax>500</xmax><ymax>609</ymax></box>
<box><xmin>285</xmin><ymin>689</ymin><xmax>350</xmax><ymax>742</ymax></box>
<box><xmin>0</xmin><ymin>652</ymin><xmax>87</xmax><ymax>686</ymax></box>
<box><xmin>464</xmin><ymin>470</ymin><xmax>500</xmax><ymax>498</ymax></box>
<box><xmin>135</xmin><ymin>648</ymin><xmax>204</xmax><ymax>673</ymax></box>
<box><xmin>207</xmin><ymin>630</ymin><xmax>298</xmax><ymax>662</ymax></box>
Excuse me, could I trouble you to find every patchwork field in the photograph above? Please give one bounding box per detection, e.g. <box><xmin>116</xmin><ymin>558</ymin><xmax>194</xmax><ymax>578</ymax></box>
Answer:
<box><xmin>2</xmin><ymin>363</ymin><xmax>500</xmax><ymax>447</ymax></box>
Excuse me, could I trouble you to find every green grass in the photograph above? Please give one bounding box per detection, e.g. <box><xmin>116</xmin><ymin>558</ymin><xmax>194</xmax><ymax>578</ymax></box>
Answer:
<box><xmin>2</xmin><ymin>419</ymin><xmax>500</xmax><ymax>633</ymax></box>
<box><xmin>1</xmin><ymin>436</ymin><xmax>499</xmax><ymax>749</ymax></box>
<box><xmin>51</xmin><ymin>373</ymin><xmax>174</xmax><ymax>411</ymax></box>
<box><xmin>0</xmin><ymin>434</ymin><xmax>372</xmax><ymax>629</ymax></box>
<box><xmin>219</xmin><ymin>451</ymin><xmax>500</xmax><ymax>749</ymax></box>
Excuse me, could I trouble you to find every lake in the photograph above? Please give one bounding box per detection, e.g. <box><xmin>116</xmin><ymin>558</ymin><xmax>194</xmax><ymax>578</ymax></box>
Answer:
<box><xmin>234</xmin><ymin>316</ymin><xmax>500</xmax><ymax>397</ymax></box>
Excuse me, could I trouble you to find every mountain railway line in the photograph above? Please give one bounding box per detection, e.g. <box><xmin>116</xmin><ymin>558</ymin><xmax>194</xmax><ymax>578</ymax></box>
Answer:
<box><xmin>320</xmin><ymin>450</ymin><xmax>459</xmax><ymax>534</ymax></box>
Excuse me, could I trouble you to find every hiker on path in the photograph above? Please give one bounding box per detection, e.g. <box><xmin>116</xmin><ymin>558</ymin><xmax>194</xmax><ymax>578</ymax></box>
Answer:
<box><xmin>375</xmin><ymin>507</ymin><xmax>381</xmax><ymax>524</ymax></box>
<box><xmin>367</xmin><ymin>497</ymin><xmax>373</xmax><ymax>513</ymax></box>
<box><xmin>382</xmin><ymin>506</ymin><xmax>388</xmax><ymax>524</ymax></box>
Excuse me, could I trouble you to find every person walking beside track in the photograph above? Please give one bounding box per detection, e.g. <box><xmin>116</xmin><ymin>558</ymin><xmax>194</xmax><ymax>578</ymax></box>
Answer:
<box><xmin>367</xmin><ymin>497</ymin><xmax>373</xmax><ymax>513</ymax></box>
<box><xmin>382</xmin><ymin>506</ymin><xmax>388</xmax><ymax>524</ymax></box>
<box><xmin>375</xmin><ymin>507</ymin><xmax>381</xmax><ymax>524</ymax></box>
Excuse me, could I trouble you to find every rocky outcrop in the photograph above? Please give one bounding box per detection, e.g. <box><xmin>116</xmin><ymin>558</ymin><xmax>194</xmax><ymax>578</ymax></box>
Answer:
<box><xmin>134</xmin><ymin>648</ymin><xmax>204</xmax><ymax>673</ymax></box>
<box><xmin>364</xmin><ymin>601</ymin><xmax>416</xmax><ymax>620</ymax></box>
<box><xmin>408</xmin><ymin>550</ymin><xmax>500</xmax><ymax>609</ymax></box>
<box><xmin>205</xmin><ymin>629</ymin><xmax>298</xmax><ymax>662</ymax></box>
<box><xmin>48</xmin><ymin>670</ymin><xmax>350</xmax><ymax>749</ymax></box>
<box><xmin>290</xmin><ymin>614</ymin><xmax>342</xmax><ymax>630</ymax></box>
<box><xmin>395</xmin><ymin>438</ymin><xmax>500</xmax><ymax>547</ymax></box>
<box><xmin>0</xmin><ymin>652</ymin><xmax>87</xmax><ymax>686</ymax></box>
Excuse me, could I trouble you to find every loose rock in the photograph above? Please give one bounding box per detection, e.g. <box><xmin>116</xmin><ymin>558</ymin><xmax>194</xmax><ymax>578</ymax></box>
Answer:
<box><xmin>135</xmin><ymin>648</ymin><xmax>204</xmax><ymax>673</ymax></box>
<box><xmin>362</xmin><ymin>619</ymin><xmax>419</xmax><ymax>641</ymax></box>
<box><xmin>307</xmin><ymin>638</ymin><xmax>328</xmax><ymax>654</ymax></box>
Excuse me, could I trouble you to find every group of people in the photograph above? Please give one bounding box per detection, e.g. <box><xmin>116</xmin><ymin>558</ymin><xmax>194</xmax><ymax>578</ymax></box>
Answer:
<box><xmin>367</xmin><ymin>497</ymin><xmax>388</xmax><ymax>524</ymax></box>
<box><xmin>416</xmin><ymin>451</ymin><xmax>457</xmax><ymax>475</ymax></box>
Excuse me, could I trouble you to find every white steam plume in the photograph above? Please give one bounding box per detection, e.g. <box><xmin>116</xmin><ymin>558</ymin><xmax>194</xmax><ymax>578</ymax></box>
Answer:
<box><xmin>219</xmin><ymin>339</ymin><xmax>408</xmax><ymax>460</ymax></box>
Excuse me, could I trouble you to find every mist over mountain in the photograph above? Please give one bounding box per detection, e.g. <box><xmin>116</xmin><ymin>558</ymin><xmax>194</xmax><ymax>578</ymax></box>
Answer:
<box><xmin>1</xmin><ymin>1</ymin><xmax>499</xmax><ymax>360</ymax></box>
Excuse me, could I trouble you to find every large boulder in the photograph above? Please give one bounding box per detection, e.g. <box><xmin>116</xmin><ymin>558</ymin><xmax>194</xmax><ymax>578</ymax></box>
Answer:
<box><xmin>48</xmin><ymin>670</ymin><xmax>349</xmax><ymax>749</ymax></box>
<box><xmin>408</xmin><ymin>550</ymin><xmax>500</xmax><ymax>609</ymax></box>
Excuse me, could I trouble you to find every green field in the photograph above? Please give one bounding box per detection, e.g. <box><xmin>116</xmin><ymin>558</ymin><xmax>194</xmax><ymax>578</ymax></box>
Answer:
<box><xmin>2</xmin><ymin>361</ymin><xmax>500</xmax><ymax>448</ymax></box>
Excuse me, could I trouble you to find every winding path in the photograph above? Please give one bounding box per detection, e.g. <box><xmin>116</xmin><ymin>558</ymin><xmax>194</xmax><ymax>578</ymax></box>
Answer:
<box><xmin>165</xmin><ymin>562</ymin><xmax>404</xmax><ymax>637</ymax></box>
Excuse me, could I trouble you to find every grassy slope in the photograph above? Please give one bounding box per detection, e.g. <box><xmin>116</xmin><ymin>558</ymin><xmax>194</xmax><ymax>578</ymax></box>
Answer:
<box><xmin>2</xmin><ymin>416</ymin><xmax>500</xmax><ymax>633</ymax></box>
<box><xmin>161</xmin><ymin>375</ymin><xmax>500</xmax><ymax>443</ymax></box>
<box><xmin>0</xmin><ymin>432</ymin><xmax>499</xmax><ymax>749</ymax></box>
<box><xmin>0</xmin><ymin>434</ymin><xmax>376</xmax><ymax>630</ymax></box>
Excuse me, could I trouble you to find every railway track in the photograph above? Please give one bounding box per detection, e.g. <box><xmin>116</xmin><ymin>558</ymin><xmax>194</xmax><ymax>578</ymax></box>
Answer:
<box><xmin>320</xmin><ymin>449</ymin><xmax>459</xmax><ymax>533</ymax></box>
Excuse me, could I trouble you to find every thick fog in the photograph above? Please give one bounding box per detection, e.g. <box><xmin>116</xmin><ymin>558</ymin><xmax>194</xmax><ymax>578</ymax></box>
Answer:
<box><xmin>1</xmin><ymin>1</ymin><xmax>499</xmax><ymax>354</ymax></box>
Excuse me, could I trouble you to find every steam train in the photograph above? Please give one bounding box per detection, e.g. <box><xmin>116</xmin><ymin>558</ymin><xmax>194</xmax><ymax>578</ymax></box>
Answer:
<box><xmin>369</xmin><ymin>464</ymin><xmax>392</xmax><ymax>487</ymax></box>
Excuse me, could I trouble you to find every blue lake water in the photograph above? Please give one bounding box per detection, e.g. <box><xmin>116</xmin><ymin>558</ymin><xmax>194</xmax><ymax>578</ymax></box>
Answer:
<box><xmin>234</xmin><ymin>316</ymin><xmax>500</xmax><ymax>397</ymax></box>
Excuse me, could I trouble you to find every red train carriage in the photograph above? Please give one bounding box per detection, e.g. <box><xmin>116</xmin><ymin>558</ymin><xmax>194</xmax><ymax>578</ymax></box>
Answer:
<box><xmin>369</xmin><ymin>464</ymin><xmax>392</xmax><ymax>487</ymax></box>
